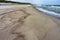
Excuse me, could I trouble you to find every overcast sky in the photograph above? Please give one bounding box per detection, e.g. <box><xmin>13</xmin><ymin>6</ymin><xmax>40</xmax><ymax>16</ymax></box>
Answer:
<box><xmin>10</xmin><ymin>0</ymin><xmax>60</xmax><ymax>5</ymax></box>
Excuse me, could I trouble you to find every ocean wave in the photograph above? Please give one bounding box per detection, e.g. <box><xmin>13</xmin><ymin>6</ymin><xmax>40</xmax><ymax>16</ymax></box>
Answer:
<box><xmin>36</xmin><ymin>7</ymin><xmax>60</xmax><ymax>18</ymax></box>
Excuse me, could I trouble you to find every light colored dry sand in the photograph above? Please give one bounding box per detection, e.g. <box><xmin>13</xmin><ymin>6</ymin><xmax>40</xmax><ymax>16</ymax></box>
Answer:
<box><xmin>0</xmin><ymin>5</ymin><xmax>60</xmax><ymax>40</ymax></box>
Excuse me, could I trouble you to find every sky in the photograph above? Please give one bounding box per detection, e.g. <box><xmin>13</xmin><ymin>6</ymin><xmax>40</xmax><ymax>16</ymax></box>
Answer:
<box><xmin>10</xmin><ymin>0</ymin><xmax>60</xmax><ymax>5</ymax></box>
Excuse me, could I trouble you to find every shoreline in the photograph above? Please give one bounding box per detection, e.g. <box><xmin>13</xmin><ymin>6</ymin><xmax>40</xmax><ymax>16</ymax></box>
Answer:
<box><xmin>35</xmin><ymin>7</ymin><xmax>60</xmax><ymax>18</ymax></box>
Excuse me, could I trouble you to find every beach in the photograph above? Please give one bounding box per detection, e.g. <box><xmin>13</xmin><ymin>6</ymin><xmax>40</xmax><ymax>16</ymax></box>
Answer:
<box><xmin>0</xmin><ymin>4</ymin><xmax>60</xmax><ymax>40</ymax></box>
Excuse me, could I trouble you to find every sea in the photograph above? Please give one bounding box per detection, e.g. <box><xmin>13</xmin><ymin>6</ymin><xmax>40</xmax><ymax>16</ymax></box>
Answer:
<box><xmin>35</xmin><ymin>5</ymin><xmax>60</xmax><ymax>18</ymax></box>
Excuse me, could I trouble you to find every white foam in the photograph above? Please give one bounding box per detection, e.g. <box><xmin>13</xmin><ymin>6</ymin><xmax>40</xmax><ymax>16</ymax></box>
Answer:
<box><xmin>36</xmin><ymin>7</ymin><xmax>60</xmax><ymax>18</ymax></box>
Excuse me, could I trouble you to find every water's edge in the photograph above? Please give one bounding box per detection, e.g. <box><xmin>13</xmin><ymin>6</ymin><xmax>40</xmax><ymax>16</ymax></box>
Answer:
<box><xmin>35</xmin><ymin>7</ymin><xmax>60</xmax><ymax>18</ymax></box>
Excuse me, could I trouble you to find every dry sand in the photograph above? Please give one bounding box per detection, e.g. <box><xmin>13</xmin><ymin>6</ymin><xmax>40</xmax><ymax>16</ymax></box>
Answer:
<box><xmin>0</xmin><ymin>5</ymin><xmax>60</xmax><ymax>40</ymax></box>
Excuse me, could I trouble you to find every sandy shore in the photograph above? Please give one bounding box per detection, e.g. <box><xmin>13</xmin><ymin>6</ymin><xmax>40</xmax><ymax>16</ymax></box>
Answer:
<box><xmin>0</xmin><ymin>5</ymin><xmax>60</xmax><ymax>40</ymax></box>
